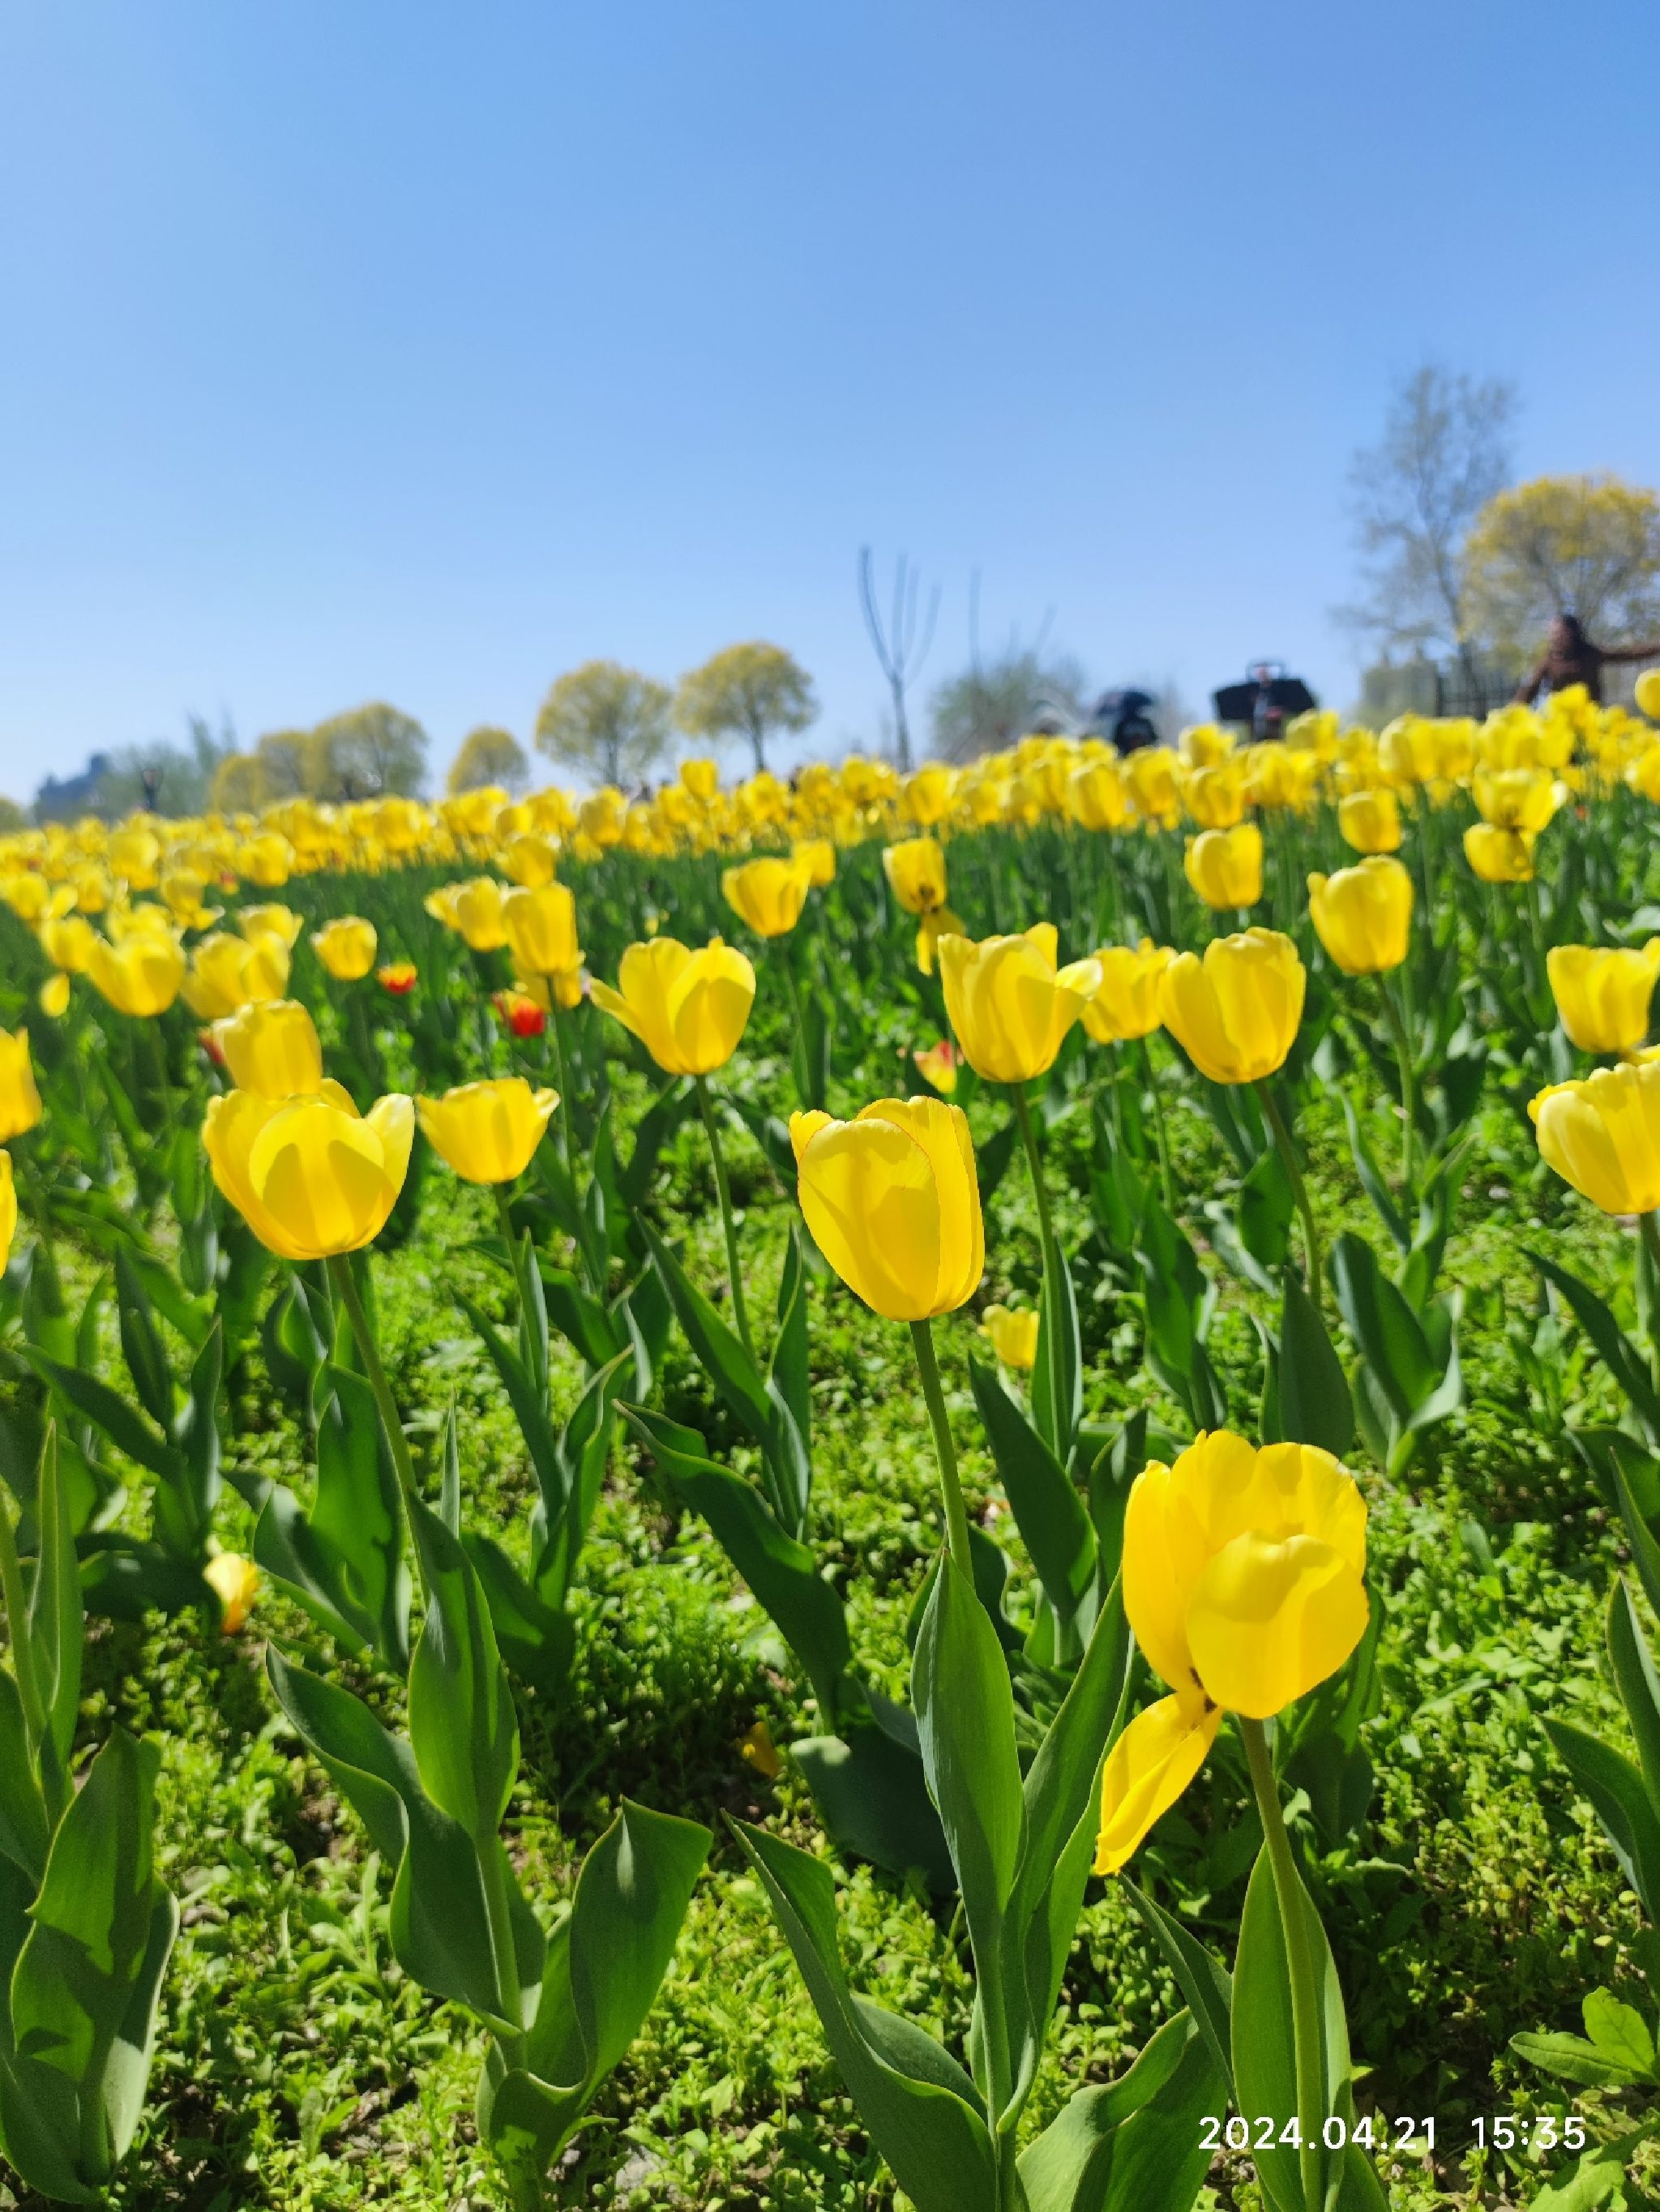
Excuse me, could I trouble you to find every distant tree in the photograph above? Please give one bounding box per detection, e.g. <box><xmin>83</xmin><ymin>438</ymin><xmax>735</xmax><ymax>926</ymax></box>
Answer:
<box><xmin>535</xmin><ymin>661</ymin><xmax>674</xmax><ymax>789</ymax></box>
<box><xmin>1336</xmin><ymin>362</ymin><xmax>1517</xmax><ymax>698</ymax></box>
<box><xmin>858</xmin><ymin>549</ymin><xmax>939</xmax><ymax>773</ymax></box>
<box><xmin>674</xmin><ymin>643</ymin><xmax>816</xmax><ymax>776</ymax></box>
<box><xmin>254</xmin><ymin>729</ymin><xmax>314</xmax><ymax>802</ymax></box>
<box><xmin>447</xmin><ymin>725</ymin><xmax>529</xmax><ymax>795</ymax></box>
<box><xmin>1465</xmin><ymin>473</ymin><xmax>1660</xmax><ymax>657</ymax></box>
<box><xmin>0</xmin><ymin>797</ymin><xmax>25</xmax><ymax>833</ymax></box>
<box><xmin>211</xmin><ymin>752</ymin><xmax>265</xmax><ymax>814</ymax></box>
<box><xmin>308</xmin><ymin>704</ymin><xmax>429</xmax><ymax>802</ymax></box>
<box><xmin>77</xmin><ymin>713</ymin><xmax>237</xmax><ymax>819</ymax></box>
<box><xmin>32</xmin><ymin>754</ymin><xmax>110</xmax><ymax>824</ymax></box>
<box><xmin>929</xmin><ymin>648</ymin><xmax>1086</xmax><ymax>763</ymax></box>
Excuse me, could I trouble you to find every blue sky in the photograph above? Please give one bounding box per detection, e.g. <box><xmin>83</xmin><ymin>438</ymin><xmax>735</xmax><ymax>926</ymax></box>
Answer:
<box><xmin>2</xmin><ymin>0</ymin><xmax>1657</xmax><ymax>801</ymax></box>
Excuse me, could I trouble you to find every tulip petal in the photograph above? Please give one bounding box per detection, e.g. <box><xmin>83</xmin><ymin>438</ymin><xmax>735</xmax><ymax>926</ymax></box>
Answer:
<box><xmin>796</xmin><ymin>1114</ymin><xmax>943</xmax><ymax>1322</ymax></box>
<box><xmin>1187</xmin><ymin>1531</ymin><xmax>1369</xmax><ymax>1719</ymax></box>
<box><xmin>1094</xmin><ymin>1692</ymin><xmax>1221</xmax><ymax>1874</ymax></box>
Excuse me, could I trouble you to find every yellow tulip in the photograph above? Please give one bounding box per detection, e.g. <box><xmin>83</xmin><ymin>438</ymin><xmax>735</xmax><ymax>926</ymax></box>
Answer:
<box><xmin>681</xmin><ymin>757</ymin><xmax>721</xmax><ymax>802</ymax></box>
<box><xmin>40</xmin><ymin>973</ymin><xmax>71</xmax><ymax>1019</ymax></box>
<box><xmin>1179</xmin><ymin>723</ymin><xmax>1234</xmax><ymax>768</ymax></box>
<box><xmin>912</xmin><ymin>1039</ymin><xmax>960</xmax><ymax>1095</ymax></box>
<box><xmin>1547</xmin><ymin>943</ymin><xmax>1660</xmax><ymax>1057</ymax></box>
<box><xmin>0</xmin><ymin>1029</ymin><xmax>42</xmax><ymax>1143</ymax></box>
<box><xmin>203</xmin><ymin>1551</ymin><xmax>259</xmax><ymax>1634</ymax></box>
<box><xmin>1637</xmin><ymin>669</ymin><xmax>1660</xmax><ymax>721</ymax></box>
<box><xmin>1531</xmin><ymin>1061</ymin><xmax>1660</xmax><ymax>1215</ymax></box>
<box><xmin>311</xmin><ymin>916</ymin><xmax>379</xmax><ymax>981</ymax></box>
<box><xmin>792</xmin><ymin>837</ymin><xmax>836</xmax><ymax>888</ymax></box>
<box><xmin>1463</xmin><ymin>824</ymin><xmax>1535</xmax><ymax>884</ymax></box>
<box><xmin>501</xmin><ymin>883</ymin><xmax>581</xmax><ymax>978</ymax></box>
<box><xmin>592</xmin><ymin>937</ymin><xmax>755</xmax><ymax>1076</ymax></box>
<box><xmin>1185</xmin><ymin>762</ymin><xmax>1247</xmax><ymax>830</ymax></box>
<box><xmin>883</xmin><ymin>836</ymin><xmax>948</xmax><ymax>916</ymax></box>
<box><xmin>938</xmin><ymin>925</ymin><xmax>1102</xmax><ymax>1085</ymax></box>
<box><xmin>238</xmin><ymin>902</ymin><xmax>303</xmax><ymax>949</ymax></box>
<box><xmin>109</xmin><ymin>827</ymin><xmax>161</xmax><ymax>890</ymax></box>
<box><xmin>0</xmin><ymin>1149</ymin><xmax>14</xmax><ymax>1267</ymax></box>
<box><xmin>1095</xmin><ymin>1431</ymin><xmax>1368</xmax><ymax>1872</ymax></box>
<box><xmin>237</xmin><ymin>832</ymin><xmax>294</xmax><ymax>888</ymax></box>
<box><xmin>791</xmin><ymin>1097</ymin><xmax>983</xmax><ymax>1322</ymax></box>
<box><xmin>903</xmin><ymin>764</ymin><xmax>957</xmax><ymax>826</ymax></box>
<box><xmin>41</xmin><ymin>914</ymin><xmax>96</xmax><ymax>973</ymax></box>
<box><xmin>214</xmin><ymin>999</ymin><xmax>325</xmax><ymax>1099</ymax></box>
<box><xmin>417</xmin><ymin>1077</ymin><xmax>560</xmax><ymax>1184</ymax></box>
<box><xmin>203</xmin><ymin>1082</ymin><xmax>413</xmax><ymax>1260</ymax></box>
<box><xmin>1337</xmin><ymin>789</ymin><xmax>1401</xmax><ymax>855</ymax></box>
<box><xmin>981</xmin><ymin>1303</ymin><xmax>1039</xmax><ymax>1369</ymax></box>
<box><xmin>1307</xmin><ymin>858</ymin><xmax>1413</xmax><ymax>976</ymax></box>
<box><xmin>1183</xmin><ymin>823</ymin><xmax>1263</xmax><ymax>910</ymax></box>
<box><xmin>501</xmin><ymin>832</ymin><xmax>558</xmax><ymax>888</ymax></box>
<box><xmin>3</xmin><ymin>874</ymin><xmax>53</xmax><ymax>925</ymax></box>
<box><xmin>450</xmin><ymin>877</ymin><xmax>510</xmax><ymax>953</ymax></box>
<box><xmin>1474</xmin><ymin>765</ymin><xmax>1559</xmax><ymax>834</ymax></box>
<box><xmin>181</xmin><ymin>930</ymin><xmax>292</xmax><ymax>1021</ymax></box>
<box><xmin>85</xmin><ymin>929</ymin><xmax>186</xmax><ymax>1017</ymax></box>
<box><xmin>721</xmin><ymin>855</ymin><xmax>814</xmax><ymax>938</ymax></box>
<box><xmin>1126</xmin><ymin>747</ymin><xmax>1179</xmax><ymax>825</ymax></box>
<box><xmin>1068</xmin><ymin>759</ymin><xmax>1128</xmax><ymax>832</ymax></box>
<box><xmin>1159</xmin><ymin>928</ymin><xmax>1304</xmax><ymax>1085</ymax></box>
<box><xmin>1080</xmin><ymin>940</ymin><xmax>1175</xmax><ymax>1044</ymax></box>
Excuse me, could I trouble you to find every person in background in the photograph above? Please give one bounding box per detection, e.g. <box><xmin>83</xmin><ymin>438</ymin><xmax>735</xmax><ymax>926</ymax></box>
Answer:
<box><xmin>1515</xmin><ymin>612</ymin><xmax>1660</xmax><ymax>707</ymax></box>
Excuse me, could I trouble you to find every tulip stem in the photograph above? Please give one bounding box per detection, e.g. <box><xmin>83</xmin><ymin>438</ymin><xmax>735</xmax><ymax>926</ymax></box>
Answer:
<box><xmin>1139</xmin><ymin>1035</ymin><xmax>1179</xmax><ymax>1217</ymax></box>
<box><xmin>695</xmin><ymin>1076</ymin><xmax>755</xmax><ymax>1361</ymax></box>
<box><xmin>326</xmin><ymin>1253</ymin><xmax>424</xmax><ymax>1537</ymax></box>
<box><xmin>1380</xmin><ymin>978</ymin><xmax>1417</xmax><ymax>1193</ymax></box>
<box><xmin>1240</xmin><ymin>1716</ymin><xmax>1326</xmax><ymax>2212</ymax></box>
<box><xmin>773</xmin><ymin>939</ymin><xmax>814</xmax><ymax>1112</ymax></box>
<box><xmin>1013</xmin><ymin>1085</ymin><xmax>1070</xmax><ymax>1453</ymax></box>
<box><xmin>909</xmin><ymin>1319</ymin><xmax>974</xmax><ymax>1584</ymax></box>
<box><xmin>1255</xmin><ymin>1080</ymin><xmax>1325</xmax><ymax>1316</ymax></box>
<box><xmin>545</xmin><ymin>1002</ymin><xmax>572</xmax><ymax>1166</ymax></box>
<box><xmin>494</xmin><ymin>1186</ymin><xmax>545</xmax><ymax>1395</ymax></box>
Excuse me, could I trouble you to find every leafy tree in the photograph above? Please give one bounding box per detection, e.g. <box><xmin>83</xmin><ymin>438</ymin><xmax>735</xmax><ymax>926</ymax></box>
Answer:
<box><xmin>674</xmin><ymin>642</ymin><xmax>816</xmax><ymax>776</ymax></box>
<box><xmin>1337</xmin><ymin>362</ymin><xmax>1517</xmax><ymax>696</ymax></box>
<box><xmin>0</xmin><ymin>796</ymin><xmax>25</xmax><ymax>832</ymax></box>
<box><xmin>253</xmin><ymin>729</ymin><xmax>314</xmax><ymax>802</ymax></box>
<box><xmin>44</xmin><ymin>714</ymin><xmax>238</xmax><ymax>821</ymax></box>
<box><xmin>447</xmin><ymin>725</ymin><xmax>529</xmax><ymax>795</ymax></box>
<box><xmin>308</xmin><ymin>703</ymin><xmax>429</xmax><ymax>801</ymax></box>
<box><xmin>928</xmin><ymin>647</ymin><xmax>1085</xmax><ymax>763</ymax></box>
<box><xmin>535</xmin><ymin>660</ymin><xmax>674</xmax><ymax>789</ymax></box>
<box><xmin>1465</xmin><ymin>473</ymin><xmax>1660</xmax><ymax>656</ymax></box>
<box><xmin>210</xmin><ymin>752</ymin><xmax>265</xmax><ymax>814</ymax></box>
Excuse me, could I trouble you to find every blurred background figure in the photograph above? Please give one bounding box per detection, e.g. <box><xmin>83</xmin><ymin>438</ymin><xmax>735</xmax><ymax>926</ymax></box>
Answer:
<box><xmin>1212</xmin><ymin>661</ymin><xmax>1318</xmax><ymax>742</ymax></box>
<box><xmin>1514</xmin><ymin>612</ymin><xmax>1660</xmax><ymax>706</ymax></box>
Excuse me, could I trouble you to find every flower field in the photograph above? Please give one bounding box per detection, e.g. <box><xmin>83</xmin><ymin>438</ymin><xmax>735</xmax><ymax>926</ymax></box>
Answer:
<box><xmin>6</xmin><ymin>687</ymin><xmax>1660</xmax><ymax>2209</ymax></box>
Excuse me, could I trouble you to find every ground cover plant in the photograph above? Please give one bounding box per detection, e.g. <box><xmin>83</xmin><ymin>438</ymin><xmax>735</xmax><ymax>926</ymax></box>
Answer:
<box><xmin>5</xmin><ymin>688</ymin><xmax>1660</xmax><ymax>2206</ymax></box>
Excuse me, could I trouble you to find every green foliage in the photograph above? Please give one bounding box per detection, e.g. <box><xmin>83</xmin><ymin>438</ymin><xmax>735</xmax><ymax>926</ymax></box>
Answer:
<box><xmin>534</xmin><ymin>659</ymin><xmax>673</xmax><ymax>788</ymax></box>
<box><xmin>673</xmin><ymin>641</ymin><xmax>816</xmax><ymax>775</ymax></box>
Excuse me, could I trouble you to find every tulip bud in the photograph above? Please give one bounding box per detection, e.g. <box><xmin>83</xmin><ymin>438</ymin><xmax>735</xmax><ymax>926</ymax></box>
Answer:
<box><xmin>1307</xmin><ymin>858</ymin><xmax>1413</xmax><ymax>976</ymax></box>
<box><xmin>203</xmin><ymin>1551</ymin><xmax>259</xmax><ymax>1634</ymax></box>
<box><xmin>980</xmin><ymin>1303</ymin><xmax>1039</xmax><ymax>1370</ymax></box>
<box><xmin>1463</xmin><ymin>824</ymin><xmax>1535</xmax><ymax>884</ymax></box>
<box><xmin>1080</xmin><ymin>940</ymin><xmax>1174</xmax><ymax>1044</ymax></box>
<box><xmin>592</xmin><ymin>937</ymin><xmax>755</xmax><ymax>1076</ymax></box>
<box><xmin>214</xmin><ymin>999</ymin><xmax>325</xmax><ymax>1100</ymax></box>
<box><xmin>1547</xmin><ymin>943</ymin><xmax>1660</xmax><ymax>1057</ymax></box>
<box><xmin>86</xmin><ymin>928</ymin><xmax>186</xmax><ymax>1016</ymax></box>
<box><xmin>0</xmin><ymin>1149</ymin><xmax>15</xmax><ymax>1269</ymax></box>
<box><xmin>791</xmin><ymin>1097</ymin><xmax>983</xmax><ymax>1322</ymax></box>
<box><xmin>912</xmin><ymin>1039</ymin><xmax>959</xmax><ymax>1095</ymax></box>
<box><xmin>417</xmin><ymin>1078</ymin><xmax>560</xmax><ymax>1184</ymax></box>
<box><xmin>1531</xmin><ymin>1061</ymin><xmax>1660</xmax><ymax>1215</ymax></box>
<box><xmin>721</xmin><ymin>855</ymin><xmax>814</xmax><ymax>939</ymax></box>
<box><xmin>1183</xmin><ymin>824</ymin><xmax>1262</xmax><ymax>910</ymax></box>
<box><xmin>311</xmin><ymin>916</ymin><xmax>379</xmax><ymax>981</ymax></box>
<box><xmin>1337</xmin><ymin>789</ymin><xmax>1401</xmax><ymax>855</ymax></box>
<box><xmin>378</xmin><ymin>962</ymin><xmax>418</xmax><ymax>995</ymax></box>
<box><xmin>1158</xmin><ymin>929</ymin><xmax>1305</xmax><ymax>1085</ymax></box>
<box><xmin>882</xmin><ymin>837</ymin><xmax>948</xmax><ymax>916</ymax></box>
<box><xmin>938</xmin><ymin>925</ymin><xmax>1102</xmax><ymax>1084</ymax></box>
<box><xmin>0</xmin><ymin>1028</ymin><xmax>43</xmax><ymax>1144</ymax></box>
<box><xmin>203</xmin><ymin>1085</ymin><xmax>414</xmax><ymax>1260</ymax></box>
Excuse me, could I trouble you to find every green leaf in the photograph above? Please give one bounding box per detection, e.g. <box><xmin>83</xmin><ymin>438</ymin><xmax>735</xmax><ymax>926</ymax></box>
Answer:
<box><xmin>6</xmin><ymin>1728</ymin><xmax>178</xmax><ymax>2185</ymax></box>
<box><xmin>113</xmin><ymin>1245</ymin><xmax>173</xmax><ymax>1433</ymax></box>
<box><xmin>912</xmin><ymin>1555</ymin><xmax>1024</xmax><ymax>2108</ymax></box>
<box><xmin>1546</xmin><ymin>1717</ymin><xmax>1660</xmax><ymax>1923</ymax></box>
<box><xmin>1030</xmin><ymin>1231</ymin><xmax>1083</xmax><ymax>1468</ymax></box>
<box><xmin>1238</xmin><ymin>1141</ymin><xmax>1294</xmax><ymax>1273</ymax></box>
<box><xmin>254</xmin><ymin>1363</ymin><xmax>409</xmax><ymax>1671</ymax></box>
<box><xmin>1328</xmin><ymin>1232</ymin><xmax>1438</xmax><ymax>1423</ymax></box>
<box><xmin>1273</xmin><ymin>1269</ymin><xmax>1354</xmax><ymax>1456</ymax></box>
<box><xmin>266</xmin><ymin>1649</ymin><xmax>413</xmax><ymax>1863</ymax></box>
<box><xmin>0</xmin><ymin>1666</ymin><xmax>49</xmax><ymax>1883</ymax></box>
<box><xmin>1509</xmin><ymin>2030</ymin><xmax>1645</xmax><ymax>2088</ymax></box>
<box><xmin>1607</xmin><ymin>1580</ymin><xmax>1660</xmax><ymax>1821</ymax></box>
<box><xmin>1584</xmin><ymin>1984</ymin><xmax>1657</xmax><ymax>2074</ymax></box>
<box><xmin>769</xmin><ymin>1221</ymin><xmax>812</xmax><ymax>1477</ymax></box>
<box><xmin>1340</xmin><ymin>1092</ymin><xmax>1408</xmax><ymax>1254</ymax></box>
<box><xmin>30</xmin><ymin>1426</ymin><xmax>83</xmax><ymax>1811</ymax></box>
<box><xmin>622</xmin><ymin>1405</ymin><xmax>851</xmax><ymax>1724</ymax></box>
<box><xmin>1231</xmin><ymin>1846</ymin><xmax>1348</xmax><ymax>2212</ymax></box>
<box><xmin>790</xmin><ymin>1722</ymin><xmax>954</xmax><ymax>1892</ymax></box>
<box><xmin>406</xmin><ymin>1495</ymin><xmax>520</xmax><ymax>1846</ymax></box>
<box><xmin>463</xmin><ymin>1532</ymin><xmax>576</xmax><ymax>1701</ymax></box>
<box><xmin>458</xmin><ymin>1290</ymin><xmax>565</xmax><ymax>1528</ymax></box>
<box><xmin>1122</xmin><ymin>1882</ymin><xmax>1234</xmax><ymax>2091</ymax></box>
<box><xmin>533</xmin><ymin>1262</ymin><xmax>624</xmax><ymax>1371</ymax></box>
<box><xmin>1004</xmin><ymin>1584</ymin><xmax>1131</xmax><ymax>2116</ymax></box>
<box><xmin>969</xmin><ymin>1357</ymin><xmax>1097</xmax><ymax>1632</ymax></box>
<box><xmin>640</xmin><ymin>1218</ymin><xmax>772</xmax><ymax>1443</ymax></box>
<box><xmin>1607</xmin><ymin>1440</ymin><xmax>1660</xmax><ymax>1620</ymax></box>
<box><xmin>1530</xmin><ymin>1248</ymin><xmax>1660</xmax><ymax>1440</ymax></box>
<box><xmin>1017</xmin><ymin>2013</ymin><xmax>1226</xmax><ymax>2212</ymax></box>
<box><xmin>33</xmin><ymin>1357</ymin><xmax>187</xmax><ymax>1492</ymax></box>
<box><xmin>733</xmin><ymin>1819</ymin><xmax>999</xmax><ymax>2212</ymax></box>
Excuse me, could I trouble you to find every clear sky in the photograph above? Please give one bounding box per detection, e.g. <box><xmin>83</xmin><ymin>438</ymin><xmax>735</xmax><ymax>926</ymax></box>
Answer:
<box><xmin>2</xmin><ymin>0</ymin><xmax>1657</xmax><ymax>802</ymax></box>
